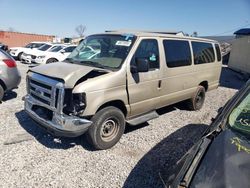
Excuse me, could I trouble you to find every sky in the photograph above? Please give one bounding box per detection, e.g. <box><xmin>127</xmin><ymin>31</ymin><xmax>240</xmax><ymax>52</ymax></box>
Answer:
<box><xmin>0</xmin><ymin>0</ymin><xmax>250</xmax><ymax>38</ymax></box>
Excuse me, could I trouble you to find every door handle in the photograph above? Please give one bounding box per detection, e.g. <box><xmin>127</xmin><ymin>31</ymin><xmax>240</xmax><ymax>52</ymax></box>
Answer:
<box><xmin>158</xmin><ymin>80</ymin><xmax>162</xmax><ymax>89</ymax></box>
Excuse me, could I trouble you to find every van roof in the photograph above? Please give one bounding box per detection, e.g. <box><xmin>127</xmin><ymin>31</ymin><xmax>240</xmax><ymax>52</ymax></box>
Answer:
<box><xmin>101</xmin><ymin>30</ymin><xmax>217</xmax><ymax>43</ymax></box>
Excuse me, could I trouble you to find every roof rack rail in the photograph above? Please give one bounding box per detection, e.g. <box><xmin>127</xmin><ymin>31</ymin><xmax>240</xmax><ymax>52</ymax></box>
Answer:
<box><xmin>105</xmin><ymin>30</ymin><xmax>184</xmax><ymax>36</ymax></box>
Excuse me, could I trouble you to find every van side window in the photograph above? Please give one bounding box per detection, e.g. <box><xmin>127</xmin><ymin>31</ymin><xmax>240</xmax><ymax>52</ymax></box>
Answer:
<box><xmin>192</xmin><ymin>42</ymin><xmax>215</xmax><ymax>64</ymax></box>
<box><xmin>215</xmin><ymin>44</ymin><xmax>222</xmax><ymax>61</ymax></box>
<box><xmin>163</xmin><ymin>40</ymin><xmax>191</xmax><ymax>68</ymax></box>
<box><xmin>134</xmin><ymin>39</ymin><xmax>159</xmax><ymax>70</ymax></box>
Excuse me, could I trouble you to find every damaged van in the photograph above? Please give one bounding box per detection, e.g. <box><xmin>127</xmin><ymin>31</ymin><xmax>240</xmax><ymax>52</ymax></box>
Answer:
<box><xmin>24</xmin><ymin>31</ymin><xmax>222</xmax><ymax>149</ymax></box>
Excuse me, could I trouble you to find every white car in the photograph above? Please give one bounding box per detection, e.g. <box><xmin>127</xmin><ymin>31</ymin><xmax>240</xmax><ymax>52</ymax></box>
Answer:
<box><xmin>21</xmin><ymin>43</ymin><xmax>65</xmax><ymax>64</ymax></box>
<box><xmin>9</xmin><ymin>42</ymin><xmax>46</xmax><ymax>60</ymax></box>
<box><xmin>35</xmin><ymin>45</ymin><xmax>76</xmax><ymax>64</ymax></box>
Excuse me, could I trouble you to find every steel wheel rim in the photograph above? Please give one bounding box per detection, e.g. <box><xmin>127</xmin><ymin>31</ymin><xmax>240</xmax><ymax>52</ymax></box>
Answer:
<box><xmin>100</xmin><ymin>118</ymin><xmax>119</xmax><ymax>142</ymax></box>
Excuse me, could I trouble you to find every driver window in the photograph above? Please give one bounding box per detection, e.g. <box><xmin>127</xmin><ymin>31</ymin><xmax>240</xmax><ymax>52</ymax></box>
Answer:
<box><xmin>134</xmin><ymin>39</ymin><xmax>159</xmax><ymax>70</ymax></box>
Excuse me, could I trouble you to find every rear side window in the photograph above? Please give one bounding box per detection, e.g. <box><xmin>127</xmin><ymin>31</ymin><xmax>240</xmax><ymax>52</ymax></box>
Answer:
<box><xmin>215</xmin><ymin>44</ymin><xmax>222</xmax><ymax>61</ymax></box>
<box><xmin>163</xmin><ymin>40</ymin><xmax>191</xmax><ymax>68</ymax></box>
<box><xmin>134</xmin><ymin>39</ymin><xmax>159</xmax><ymax>70</ymax></box>
<box><xmin>192</xmin><ymin>42</ymin><xmax>215</xmax><ymax>64</ymax></box>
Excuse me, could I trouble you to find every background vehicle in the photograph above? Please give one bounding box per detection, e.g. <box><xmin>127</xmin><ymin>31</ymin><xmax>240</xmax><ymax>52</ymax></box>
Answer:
<box><xmin>21</xmin><ymin>43</ymin><xmax>65</xmax><ymax>64</ymax></box>
<box><xmin>24</xmin><ymin>31</ymin><xmax>222</xmax><ymax>150</ymax></box>
<box><xmin>162</xmin><ymin>80</ymin><xmax>250</xmax><ymax>188</ymax></box>
<box><xmin>35</xmin><ymin>45</ymin><xmax>77</xmax><ymax>64</ymax></box>
<box><xmin>0</xmin><ymin>43</ymin><xmax>8</xmax><ymax>51</ymax></box>
<box><xmin>9</xmin><ymin>42</ymin><xmax>45</xmax><ymax>60</ymax></box>
<box><xmin>0</xmin><ymin>49</ymin><xmax>21</xmax><ymax>101</ymax></box>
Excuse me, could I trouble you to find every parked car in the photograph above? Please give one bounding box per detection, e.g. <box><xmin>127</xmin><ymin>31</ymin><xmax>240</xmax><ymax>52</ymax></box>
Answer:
<box><xmin>162</xmin><ymin>80</ymin><xmax>250</xmax><ymax>188</ymax></box>
<box><xmin>9</xmin><ymin>41</ymin><xmax>46</xmax><ymax>60</ymax></box>
<box><xmin>0</xmin><ymin>49</ymin><xmax>21</xmax><ymax>101</ymax></box>
<box><xmin>35</xmin><ymin>45</ymin><xmax>77</xmax><ymax>64</ymax></box>
<box><xmin>0</xmin><ymin>43</ymin><xmax>8</xmax><ymax>51</ymax></box>
<box><xmin>21</xmin><ymin>43</ymin><xmax>65</xmax><ymax>64</ymax></box>
<box><xmin>24</xmin><ymin>31</ymin><xmax>222</xmax><ymax>150</ymax></box>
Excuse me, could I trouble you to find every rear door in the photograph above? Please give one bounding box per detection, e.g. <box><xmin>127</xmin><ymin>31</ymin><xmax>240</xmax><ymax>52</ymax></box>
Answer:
<box><xmin>127</xmin><ymin>38</ymin><xmax>161</xmax><ymax>117</ymax></box>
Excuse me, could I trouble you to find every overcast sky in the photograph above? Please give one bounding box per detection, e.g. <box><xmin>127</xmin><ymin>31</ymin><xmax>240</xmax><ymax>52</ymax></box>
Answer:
<box><xmin>0</xmin><ymin>0</ymin><xmax>250</xmax><ymax>37</ymax></box>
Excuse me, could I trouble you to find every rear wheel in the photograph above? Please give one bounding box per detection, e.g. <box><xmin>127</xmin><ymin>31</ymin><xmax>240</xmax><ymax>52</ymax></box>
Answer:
<box><xmin>187</xmin><ymin>86</ymin><xmax>205</xmax><ymax>111</ymax></box>
<box><xmin>46</xmin><ymin>58</ymin><xmax>58</xmax><ymax>64</ymax></box>
<box><xmin>0</xmin><ymin>85</ymin><xmax>4</xmax><ymax>102</ymax></box>
<box><xmin>86</xmin><ymin>106</ymin><xmax>125</xmax><ymax>150</ymax></box>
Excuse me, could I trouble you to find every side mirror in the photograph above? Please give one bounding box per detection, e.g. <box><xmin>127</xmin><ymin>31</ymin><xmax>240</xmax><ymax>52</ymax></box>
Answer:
<box><xmin>131</xmin><ymin>58</ymin><xmax>149</xmax><ymax>73</ymax></box>
<box><xmin>61</xmin><ymin>49</ymin><xmax>65</xmax><ymax>54</ymax></box>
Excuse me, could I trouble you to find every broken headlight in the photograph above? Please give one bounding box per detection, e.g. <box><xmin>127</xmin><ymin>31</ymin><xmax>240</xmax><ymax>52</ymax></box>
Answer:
<box><xmin>63</xmin><ymin>92</ymin><xmax>86</xmax><ymax>116</ymax></box>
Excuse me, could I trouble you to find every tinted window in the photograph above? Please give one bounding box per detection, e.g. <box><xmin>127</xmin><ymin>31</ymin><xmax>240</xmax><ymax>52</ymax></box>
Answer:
<box><xmin>50</xmin><ymin>46</ymin><xmax>64</xmax><ymax>52</ymax></box>
<box><xmin>64</xmin><ymin>46</ymin><xmax>76</xmax><ymax>52</ymax></box>
<box><xmin>38</xmin><ymin>44</ymin><xmax>52</xmax><ymax>51</ymax></box>
<box><xmin>215</xmin><ymin>44</ymin><xmax>221</xmax><ymax>61</ymax></box>
<box><xmin>134</xmin><ymin>39</ymin><xmax>159</xmax><ymax>70</ymax></box>
<box><xmin>163</xmin><ymin>40</ymin><xmax>191</xmax><ymax>68</ymax></box>
<box><xmin>192</xmin><ymin>42</ymin><xmax>215</xmax><ymax>64</ymax></box>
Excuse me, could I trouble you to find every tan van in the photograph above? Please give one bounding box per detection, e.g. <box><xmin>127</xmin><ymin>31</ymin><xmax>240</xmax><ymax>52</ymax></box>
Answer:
<box><xmin>24</xmin><ymin>31</ymin><xmax>222</xmax><ymax>149</ymax></box>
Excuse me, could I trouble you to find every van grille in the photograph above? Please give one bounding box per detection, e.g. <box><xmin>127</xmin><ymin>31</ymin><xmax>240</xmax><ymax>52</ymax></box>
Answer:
<box><xmin>27</xmin><ymin>74</ymin><xmax>64</xmax><ymax>111</ymax></box>
<box><xmin>29</xmin><ymin>79</ymin><xmax>53</xmax><ymax>106</ymax></box>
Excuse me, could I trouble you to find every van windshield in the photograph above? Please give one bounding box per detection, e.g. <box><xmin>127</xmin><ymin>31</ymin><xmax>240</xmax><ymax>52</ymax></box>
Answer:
<box><xmin>66</xmin><ymin>34</ymin><xmax>136</xmax><ymax>70</ymax></box>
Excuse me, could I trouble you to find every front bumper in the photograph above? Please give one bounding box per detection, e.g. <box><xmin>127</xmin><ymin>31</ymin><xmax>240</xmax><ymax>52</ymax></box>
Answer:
<box><xmin>9</xmin><ymin>50</ymin><xmax>18</xmax><ymax>57</ymax></box>
<box><xmin>34</xmin><ymin>58</ymin><xmax>45</xmax><ymax>64</ymax></box>
<box><xmin>24</xmin><ymin>95</ymin><xmax>92</xmax><ymax>137</ymax></box>
<box><xmin>21</xmin><ymin>55</ymin><xmax>32</xmax><ymax>64</ymax></box>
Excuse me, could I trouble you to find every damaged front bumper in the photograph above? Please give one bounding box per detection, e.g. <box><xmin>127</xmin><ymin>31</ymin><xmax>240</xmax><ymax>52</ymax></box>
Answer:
<box><xmin>24</xmin><ymin>95</ymin><xmax>92</xmax><ymax>137</ymax></box>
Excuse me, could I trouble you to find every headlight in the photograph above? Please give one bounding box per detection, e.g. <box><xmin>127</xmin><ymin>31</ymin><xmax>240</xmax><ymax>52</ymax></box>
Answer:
<box><xmin>37</xmin><ymin>56</ymin><xmax>45</xmax><ymax>59</ymax></box>
<box><xmin>63</xmin><ymin>92</ymin><xmax>86</xmax><ymax>116</ymax></box>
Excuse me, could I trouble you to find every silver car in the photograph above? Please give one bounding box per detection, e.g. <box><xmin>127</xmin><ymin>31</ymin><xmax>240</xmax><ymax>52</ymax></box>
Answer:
<box><xmin>0</xmin><ymin>50</ymin><xmax>21</xmax><ymax>101</ymax></box>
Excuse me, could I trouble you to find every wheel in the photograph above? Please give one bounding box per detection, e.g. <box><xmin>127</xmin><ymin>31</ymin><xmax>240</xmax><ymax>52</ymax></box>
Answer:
<box><xmin>0</xmin><ymin>85</ymin><xmax>4</xmax><ymax>102</ymax></box>
<box><xmin>86</xmin><ymin>106</ymin><xmax>125</xmax><ymax>150</ymax></box>
<box><xmin>46</xmin><ymin>58</ymin><xmax>58</xmax><ymax>64</ymax></box>
<box><xmin>187</xmin><ymin>86</ymin><xmax>205</xmax><ymax>111</ymax></box>
<box><xmin>17</xmin><ymin>52</ymin><xmax>23</xmax><ymax>61</ymax></box>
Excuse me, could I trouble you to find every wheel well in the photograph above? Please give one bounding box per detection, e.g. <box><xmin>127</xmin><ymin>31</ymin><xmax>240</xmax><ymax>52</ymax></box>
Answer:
<box><xmin>0</xmin><ymin>79</ymin><xmax>6</xmax><ymax>90</ymax></box>
<box><xmin>47</xmin><ymin>58</ymin><xmax>58</xmax><ymax>63</ymax></box>
<box><xmin>97</xmin><ymin>100</ymin><xmax>127</xmax><ymax>116</ymax></box>
<box><xmin>199</xmin><ymin>81</ymin><xmax>208</xmax><ymax>91</ymax></box>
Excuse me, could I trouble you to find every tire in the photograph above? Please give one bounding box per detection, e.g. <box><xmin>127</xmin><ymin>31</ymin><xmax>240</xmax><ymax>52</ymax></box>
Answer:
<box><xmin>187</xmin><ymin>86</ymin><xmax>205</xmax><ymax>111</ymax></box>
<box><xmin>86</xmin><ymin>106</ymin><xmax>125</xmax><ymax>150</ymax></box>
<box><xmin>0</xmin><ymin>85</ymin><xmax>4</xmax><ymax>102</ymax></box>
<box><xmin>46</xmin><ymin>58</ymin><xmax>58</xmax><ymax>64</ymax></box>
<box><xmin>17</xmin><ymin>52</ymin><xmax>23</xmax><ymax>61</ymax></box>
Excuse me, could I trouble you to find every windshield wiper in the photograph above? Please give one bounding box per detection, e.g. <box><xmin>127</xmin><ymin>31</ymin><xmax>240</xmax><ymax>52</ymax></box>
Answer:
<box><xmin>79</xmin><ymin>60</ymin><xmax>108</xmax><ymax>69</ymax></box>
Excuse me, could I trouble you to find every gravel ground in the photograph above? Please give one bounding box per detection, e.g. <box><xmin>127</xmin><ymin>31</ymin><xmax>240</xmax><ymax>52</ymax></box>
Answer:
<box><xmin>0</xmin><ymin>62</ymin><xmax>246</xmax><ymax>188</ymax></box>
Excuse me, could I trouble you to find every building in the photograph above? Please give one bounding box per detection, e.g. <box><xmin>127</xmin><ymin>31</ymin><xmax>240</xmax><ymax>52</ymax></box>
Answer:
<box><xmin>0</xmin><ymin>31</ymin><xmax>55</xmax><ymax>48</ymax></box>
<box><xmin>228</xmin><ymin>28</ymin><xmax>250</xmax><ymax>74</ymax></box>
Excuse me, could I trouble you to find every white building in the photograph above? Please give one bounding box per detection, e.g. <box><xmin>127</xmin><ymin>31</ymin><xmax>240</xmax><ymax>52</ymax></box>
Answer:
<box><xmin>228</xmin><ymin>28</ymin><xmax>250</xmax><ymax>74</ymax></box>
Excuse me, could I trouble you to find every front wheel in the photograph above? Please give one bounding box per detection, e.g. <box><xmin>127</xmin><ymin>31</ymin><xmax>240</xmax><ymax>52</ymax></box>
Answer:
<box><xmin>46</xmin><ymin>58</ymin><xmax>58</xmax><ymax>64</ymax></box>
<box><xmin>86</xmin><ymin>106</ymin><xmax>125</xmax><ymax>150</ymax></box>
<box><xmin>187</xmin><ymin>86</ymin><xmax>205</xmax><ymax>111</ymax></box>
<box><xmin>17</xmin><ymin>52</ymin><xmax>23</xmax><ymax>61</ymax></box>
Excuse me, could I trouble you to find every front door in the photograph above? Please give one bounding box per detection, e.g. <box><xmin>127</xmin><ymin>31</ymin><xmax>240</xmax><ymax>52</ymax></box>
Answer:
<box><xmin>127</xmin><ymin>39</ymin><xmax>161</xmax><ymax>117</ymax></box>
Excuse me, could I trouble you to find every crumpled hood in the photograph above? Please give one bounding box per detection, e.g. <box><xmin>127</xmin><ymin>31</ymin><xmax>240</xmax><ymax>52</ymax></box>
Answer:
<box><xmin>30</xmin><ymin>62</ymin><xmax>107</xmax><ymax>88</ymax></box>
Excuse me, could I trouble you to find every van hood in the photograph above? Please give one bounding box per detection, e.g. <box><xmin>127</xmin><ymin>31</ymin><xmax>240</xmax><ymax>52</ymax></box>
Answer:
<box><xmin>30</xmin><ymin>62</ymin><xmax>109</xmax><ymax>88</ymax></box>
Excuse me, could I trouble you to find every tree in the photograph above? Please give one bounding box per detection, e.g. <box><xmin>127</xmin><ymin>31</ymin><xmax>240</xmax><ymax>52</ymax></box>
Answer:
<box><xmin>75</xmin><ymin>25</ymin><xmax>86</xmax><ymax>37</ymax></box>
